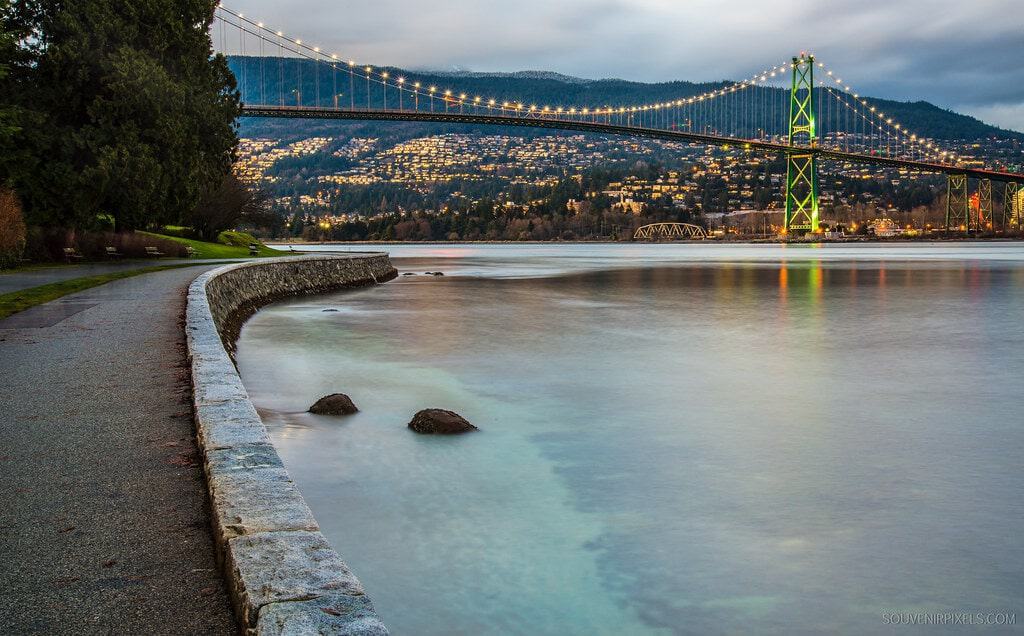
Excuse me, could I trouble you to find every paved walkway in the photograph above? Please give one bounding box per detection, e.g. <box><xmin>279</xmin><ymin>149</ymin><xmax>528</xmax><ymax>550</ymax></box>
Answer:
<box><xmin>0</xmin><ymin>259</ymin><xmax>239</xmax><ymax>295</ymax></box>
<box><xmin>0</xmin><ymin>266</ymin><xmax>237</xmax><ymax>634</ymax></box>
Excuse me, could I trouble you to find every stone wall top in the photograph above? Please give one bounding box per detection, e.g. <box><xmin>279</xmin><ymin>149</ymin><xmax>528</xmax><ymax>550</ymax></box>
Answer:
<box><xmin>185</xmin><ymin>254</ymin><xmax>397</xmax><ymax>635</ymax></box>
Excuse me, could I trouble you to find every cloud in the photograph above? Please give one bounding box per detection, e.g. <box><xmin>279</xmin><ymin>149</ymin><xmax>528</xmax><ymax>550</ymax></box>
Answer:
<box><xmin>231</xmin><ymin>0</ymin><xmax>1024</xmax><ymax>131</ymax></box>
<box><xmin>967</xmin><ymin>102</ymin><xmax>1024</xmax><ymax>133</ymax></box>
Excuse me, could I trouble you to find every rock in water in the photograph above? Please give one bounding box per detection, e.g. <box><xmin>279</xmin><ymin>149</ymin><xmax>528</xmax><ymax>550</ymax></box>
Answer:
<box><xmin>309</xmin><ymin>393</ymin><xmax>359</xmax><ymax>415</ymax></box>
<box><xmin>408</xmin><ymin>409</ymin><xmax>478</xmax><ymax>434</ymax></box>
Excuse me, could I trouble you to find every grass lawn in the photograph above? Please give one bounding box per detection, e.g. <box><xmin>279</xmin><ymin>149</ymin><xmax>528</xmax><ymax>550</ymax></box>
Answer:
<box><xmin>142</xmin><ymin>232</ymin><xmax>283</xmax><ymax>259</ymax></box>
<box><xmin>0</xmin><ymin>263</ymin><xmax>221</xmax><ymax>321</ymax></box>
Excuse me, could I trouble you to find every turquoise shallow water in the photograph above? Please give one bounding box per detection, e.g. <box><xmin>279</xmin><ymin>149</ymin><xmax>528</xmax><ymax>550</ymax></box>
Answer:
<box><xmin>238</xmin><ymin>244</ymin><xmax>1024</xmax><ymax>635</ymax></box>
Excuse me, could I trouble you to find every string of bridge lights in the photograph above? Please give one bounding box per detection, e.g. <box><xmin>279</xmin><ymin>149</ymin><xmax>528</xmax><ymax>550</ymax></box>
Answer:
<box><xmin>812</xmin><ymin>59</ymin><xmax>957</xmax><ymax>165</ymax></box>
<box><xmin>215</xmin><ymin>4</ymin><xmax>955</xmax><ymax>166</ymax></box>
<box><xmin>216</xmin><ymin>6</ymin><xmax>799</xmax><ymax>126</ymax></box>
<box><xmin>819</xmin><ymin>85</ymin><xmax>945</xmax><ymax>164</ymax></box>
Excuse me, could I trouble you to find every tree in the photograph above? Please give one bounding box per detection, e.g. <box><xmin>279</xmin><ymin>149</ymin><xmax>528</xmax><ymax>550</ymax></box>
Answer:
<box><xmin>0</xmin><ymin>0</ymin><xmax>239</xmax><ymax>231</ymax></box>
<box><xmin>189</xmin><ymin>174</ymin><xmax>271</xmax><ymax>241</ymax></box>
<box><xmin>0</xmin><ymin>7</ymin><xmax>26</xmax><ymax>267</ymax></box>
<box><xmin>0</xmin><ymin>1</ymin><xmax>20</xmax><ymax>166</ymax></box>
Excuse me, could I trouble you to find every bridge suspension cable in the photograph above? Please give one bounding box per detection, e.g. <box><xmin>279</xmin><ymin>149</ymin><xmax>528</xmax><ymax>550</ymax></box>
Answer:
<box><xmin>213</xmin><ymin>6</ymin><xmax>976</xmax><ymax>172</ymax></box>
<box><xmin>214</xmin><ymin>7</ymin><xmax>972</xmax><ymax>167</ymax></box>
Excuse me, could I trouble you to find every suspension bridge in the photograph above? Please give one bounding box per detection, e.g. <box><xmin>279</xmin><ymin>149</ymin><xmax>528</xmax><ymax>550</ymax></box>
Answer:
<box><xmin>212</xmin><ymin>6</ymin><xmax>1024</xmax><ymax>235</ymax></box>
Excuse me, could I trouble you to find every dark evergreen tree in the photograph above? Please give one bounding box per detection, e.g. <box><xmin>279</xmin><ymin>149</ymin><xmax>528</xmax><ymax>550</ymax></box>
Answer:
<box><xmin>0</xmin><ymin>0</ymin><xmax>239</xmax><ymax>230</ymax></box>
<box><xmin>0</xmin><ymin>1</ymin><xmax>20</xmax><ymax>171</ymax></box>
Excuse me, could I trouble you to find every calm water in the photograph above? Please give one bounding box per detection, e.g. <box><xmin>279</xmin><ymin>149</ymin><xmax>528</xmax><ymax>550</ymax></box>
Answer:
<box><xmin>238</xmin><ymin>244</ymin><xmax>1024</xmax><ymax>635</ymax></box>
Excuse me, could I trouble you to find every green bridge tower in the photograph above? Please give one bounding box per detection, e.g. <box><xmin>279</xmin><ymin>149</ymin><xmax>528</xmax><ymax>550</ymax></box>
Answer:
<box><xmin>785</xmin><ymin>53</ymin><xmax>819</xmax><ymax>234</ymax></box>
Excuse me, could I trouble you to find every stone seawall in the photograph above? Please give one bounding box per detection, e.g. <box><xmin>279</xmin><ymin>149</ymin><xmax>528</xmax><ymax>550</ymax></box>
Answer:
<box><xmin>185</xmin><ymin>254</ymin><xmax>397</xmax><ymax>635</ymax></box>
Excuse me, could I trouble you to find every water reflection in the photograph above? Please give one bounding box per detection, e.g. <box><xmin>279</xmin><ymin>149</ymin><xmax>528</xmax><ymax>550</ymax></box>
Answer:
<box><xmin>238</xmin><ymin>245</ymin><xmax>1024</xmax><ymax>635</ymax></box>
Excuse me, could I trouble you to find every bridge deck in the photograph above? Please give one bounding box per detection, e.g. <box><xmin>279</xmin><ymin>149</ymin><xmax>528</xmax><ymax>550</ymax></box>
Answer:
<box><xmin>241</xmin><ymin>106</ymin><xmax>1024</xmax><ymax>183</ymax></box>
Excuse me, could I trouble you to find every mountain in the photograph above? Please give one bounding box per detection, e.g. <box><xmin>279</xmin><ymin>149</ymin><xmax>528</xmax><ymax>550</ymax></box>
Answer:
<box><xmin>229</xmin><ymin>56</ymin><xmax>1023</xmax><ymax>142</ymax></box>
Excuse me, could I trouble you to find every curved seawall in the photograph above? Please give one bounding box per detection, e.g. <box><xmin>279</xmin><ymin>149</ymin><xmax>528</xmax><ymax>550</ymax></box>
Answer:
<box><xmin>185</xmin><ymin>254</ymin><xmax>397</xmax><ymax>634</ymax></box>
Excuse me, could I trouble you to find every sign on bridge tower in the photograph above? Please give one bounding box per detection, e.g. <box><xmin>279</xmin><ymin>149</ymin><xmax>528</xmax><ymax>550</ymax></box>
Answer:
<box><xmin>784</xmin><ymin>53</ymin><xmax>819</xmax><ymax>234</ymax></box>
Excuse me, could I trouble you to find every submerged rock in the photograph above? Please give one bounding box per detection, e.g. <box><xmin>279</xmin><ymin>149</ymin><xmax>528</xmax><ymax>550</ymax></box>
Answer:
<box><xmin>309</xmin><ymin>393</ymin><xmax>359</xmax><ymax>416</ymax></box>
<box><xmin>431</xmin><ymin>272</ymin><xmax>444</xmax><ymax>276</ymax></box>
<box><xmin>407</xmin><ymin>409</ymin><xmax>478</xmax><ymax>434</ymax></box>
<box><xmin>322</xmin><ymin>308</ymin><xmax>339</xmax><ymax>312</ymax></box>
<box><xmin>402</xmin><ymin>272</ymin><xmax>417</xmax><ymax>276</ymax></box>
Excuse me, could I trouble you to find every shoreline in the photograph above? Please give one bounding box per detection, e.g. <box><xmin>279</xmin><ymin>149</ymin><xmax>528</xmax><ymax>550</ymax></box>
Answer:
<box><xmin>268</xmin><ymin>237</ymin><xmax>1024</xmax><ymax>247</ymax></box>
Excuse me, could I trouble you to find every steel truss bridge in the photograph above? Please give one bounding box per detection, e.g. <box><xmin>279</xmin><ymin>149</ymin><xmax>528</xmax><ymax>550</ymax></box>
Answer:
<box><xmin>633</xmin><ymin>223</ymin><xmax>708</xmax><ymax>240</ymax></box>
<box><xmin>215</xmin><ymin>6</ymin><xmax>1024</xmax><ymax>234</ymax></box>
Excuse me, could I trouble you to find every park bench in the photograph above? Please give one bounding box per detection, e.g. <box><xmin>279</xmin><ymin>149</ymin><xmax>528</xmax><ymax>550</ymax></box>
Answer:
<box><xmin>105</xmin><ymin>246</ymin><xmax>123</xmax><ymax>259</ymax></box>
<box><xmin>63</xmin><ymin>247</ymin><xmax>85</xmax><ymax>263</ymax></box>
<box><xmin>248</xmin><ymin>243</ymin><xmax>259</xmax><ymax>256</ymax></box>
<box><xmin>144</xmin><ymin>246</ymin><xmax>165</xmax><ymax>257</ymax></box>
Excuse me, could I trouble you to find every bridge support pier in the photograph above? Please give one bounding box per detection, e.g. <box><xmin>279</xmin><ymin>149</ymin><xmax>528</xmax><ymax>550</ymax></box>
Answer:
<box><xmin>945</xmin><ymin>174</ymin><xmax>969</xmax><ymax>233</ymax></box>
<box><xmin>978</xmin><ymin>178</ymin><xmax>993</xmax><ymax>231</ymax></box>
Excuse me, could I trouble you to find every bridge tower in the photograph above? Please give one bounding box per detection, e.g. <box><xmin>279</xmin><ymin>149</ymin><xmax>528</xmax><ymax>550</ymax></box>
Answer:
<box><xmin>784</xmin><ymin>54</ymin><xmax>819</xmax><ymax>234</ymax></box>
<box><xmin>945</xmin><ymin>174</ymin><xmax>969</xmax><ymax>232</ymax></box>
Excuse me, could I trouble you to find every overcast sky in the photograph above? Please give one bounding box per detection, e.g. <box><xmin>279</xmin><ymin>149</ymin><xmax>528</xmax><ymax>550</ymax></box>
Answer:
<box><xmin>229</xmin><ymin>0</ymin><xmax>1024</xmax><ymax>132</ymax></box>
